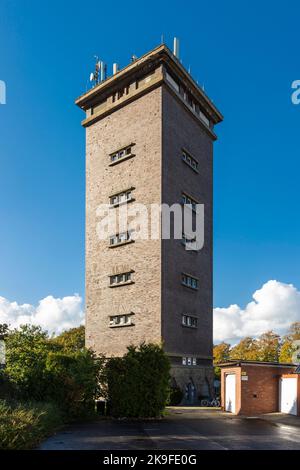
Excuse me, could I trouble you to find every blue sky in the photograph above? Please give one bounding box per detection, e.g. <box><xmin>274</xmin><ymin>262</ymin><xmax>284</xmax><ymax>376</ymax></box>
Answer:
<box><xmin>0</xmin><ymin>0</ymin><xmax>299</xmax><ymax>312</ymax></box>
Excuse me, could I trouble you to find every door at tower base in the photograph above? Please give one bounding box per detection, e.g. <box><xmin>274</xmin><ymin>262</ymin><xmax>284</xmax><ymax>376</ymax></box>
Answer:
<box><xmin>170</xmin><ymin>365</ymin><xmax>214</xmax><ymax>405</ymax></box>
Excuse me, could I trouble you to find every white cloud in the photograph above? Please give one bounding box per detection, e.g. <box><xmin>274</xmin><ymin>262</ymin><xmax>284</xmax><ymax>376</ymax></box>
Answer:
<box><xmin>214</xmin><ymin>280</ymin><xmax>300</xmax><ymax>343</ymax></box>
<box><xmin>1</xmin><ymin>279</ymin><xmax>299</xmax><ymax>342</ymax></box>
<box><xmin>0</xmin><ymin>294</ymin><xmax>84</xmax><ymax>336</ymax></box>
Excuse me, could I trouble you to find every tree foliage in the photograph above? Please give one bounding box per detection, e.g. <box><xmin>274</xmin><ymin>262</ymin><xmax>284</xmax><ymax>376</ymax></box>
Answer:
<box><xmin>256</xmin><ymin>331</ymin><xmax>281</xmax><ymax>362</ymax></box>
<box><xmin>214</xmin><ymin>326</ymin><xmax>300</xmax><ymax>376</ymax></box>
<box><xmin>104</xmin><ymin>343</ymin><xmax>170</xmax><ymax>418</ymax></box>
<box><xmin>213</xmin><ymin>342</ymin><xmax>231</xmax><ymax>364</ymax></box>
<box><xmin>213</xmin><ymin>342</ymin><xmax>231</xmax><ymax>379</ymax></box>
<box><xmin>51</xmin><ymin>325</ymin><xmax>85</xmax><ymax>352</ymax></box>
<box><xmin>279</xmin><ymin>322</ymin><xmax>300</xmax><ymax>363</ymax></box>
<box><xmin>230</xmin><ymin>337</ymin><xmax>259</xmax><ymax>361</ymax></box>
<box><xmin>5</xmin><ymin>325</ymin><xmax>52</xmax><ymax>400</ymax></box>
<box><xmin>4</xmin><ymin>324</ymin><xmax>102</xmax><ymax>418</ymax></box>
<box><xmin>0</xmin><ymin>324</ymin><xmax>9</xmax><ymax>340</ymax></box>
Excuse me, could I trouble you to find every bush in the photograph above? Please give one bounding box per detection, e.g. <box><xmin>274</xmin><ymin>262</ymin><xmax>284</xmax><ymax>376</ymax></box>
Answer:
<box><xmin>45</xmin><ymin>349</ymin><xmax>102</xmax><ymax>419</ymax></box>
<box><xmin>104</xmin><ymin>343</ymin><xmax>170</xmax><ymax>418</ymax></box>
<box><xmin>0</xmin><ymin>370</ymin><xmax>14</xmax><ymax>400</ymax></box>
<box><xmin>5</xmin><ymin>325</ymin><xmax>103</xmax><ymax>419</ymax></box>
<box><xmin>5</xmin><ymin>325</ymin><xmax>54</xmax><ymax>401</ymax></box>
<box><xmin>168</xmin><ymin>386</ymin><xmax>183</xmax><ymax>406</ymax></box>
<box><xmin>0</xmin><ymin>399</ymin><xmax>63</xmax><ymax>450</ymax></box>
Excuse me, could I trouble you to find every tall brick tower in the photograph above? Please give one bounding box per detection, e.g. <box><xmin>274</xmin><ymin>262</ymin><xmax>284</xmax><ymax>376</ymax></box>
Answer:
<box><xmin>76</xmin><ymin>43</ymin><xmax>222</xmax><ymax>402</ymax></box>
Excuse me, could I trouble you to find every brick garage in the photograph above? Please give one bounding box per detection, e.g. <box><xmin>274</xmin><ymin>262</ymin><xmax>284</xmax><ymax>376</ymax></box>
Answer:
<box><xmin>220</xmin><ymin>361</ymin><xmax>299</xmax><ymax>416</ymax></box>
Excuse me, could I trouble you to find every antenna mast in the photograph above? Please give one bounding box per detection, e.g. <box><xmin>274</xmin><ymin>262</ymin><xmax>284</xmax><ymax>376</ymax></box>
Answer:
<box><xmin>89</xmin><ymin>56</ymin><xmax>107</xmax><ymax>87</ymax></box>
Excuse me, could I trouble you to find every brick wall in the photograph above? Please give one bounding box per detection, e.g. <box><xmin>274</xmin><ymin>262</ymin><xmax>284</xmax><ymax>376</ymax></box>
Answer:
<box><xmin>85</xmin><ymin>87</ymin><xmax>162</xmax><ymax>357</ymax></box>
<box><xmin>221</xmin><ymin>365</ymin><xmax>296</xmax><ymax>415</ymax></box>
<box><xmin>161</xmin><ymin>85</ymin><xmax>213</xmax><ymax>361</ymax></box>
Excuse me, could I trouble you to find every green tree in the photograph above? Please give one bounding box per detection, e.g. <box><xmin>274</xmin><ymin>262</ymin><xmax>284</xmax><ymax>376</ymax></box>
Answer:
<box><xmin>0</xmin><ymin>324</ymin><xmax>9</xmax><ymax>340</ymax></box>
<box><xmin>257</xmin><ymin>331</ymin><xmax>281</xmax><ymax>362</ymax></box>
<box><xmin>5</xmin><ymin>325</ymin><xmax>53</xmax><ymax>400</ymax></box>
<box><xmin>52</xmin><ymin>325</ymin><xmax>85</xmax><ymax>352</ymax></box>
<box><xmin>5</xmin><ymin>324</ymin><xmax>102</xmax><ymax>418</ymax></box>
<box><xmin>279</xmin><ymin>340</ymin><xmax>294</xmax><ymax>363</ymax></box>
<box><xmin>213</xmin><ymin>342</ymin><xmax>231</xmax><ymax>364</ymax></box>
<box><xmin>279</xmin><ymin>322</ymin><xmax>300</xmax><ymax>363</ymax></box>
<box><xmin>230</xmin><ymin>337</ymin><xmax>259</xmax><ymax>361</ymax></box>
<box><xmin>104</xmin><ymin>343</ymin><xmax>170</xmax><ymax>418</ymax></box>
<box><xmin>213</xmin><ymin>342</ymin><xmax>231</xmax><ymax>379</ymax></box>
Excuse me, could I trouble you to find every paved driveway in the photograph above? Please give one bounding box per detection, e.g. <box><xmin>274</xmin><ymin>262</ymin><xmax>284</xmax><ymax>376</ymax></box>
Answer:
<box><xmin>40</xmin><ymin>408</ymin><xmax>300</xmax><ymax>450</ymax></box>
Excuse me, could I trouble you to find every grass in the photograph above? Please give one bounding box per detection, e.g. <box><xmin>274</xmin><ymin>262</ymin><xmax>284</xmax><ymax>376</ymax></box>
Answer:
<box><xmin>0</xmin><ymin>399</ymin><xmax>64</xmax><ymax>449</ymax></box>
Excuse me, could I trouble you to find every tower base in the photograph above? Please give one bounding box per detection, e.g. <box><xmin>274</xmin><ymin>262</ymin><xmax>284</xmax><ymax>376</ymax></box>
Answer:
<box><xmin>170</xmin><ymin>365</ymin><xmax>214</xmax><ymax>405</ymax></box>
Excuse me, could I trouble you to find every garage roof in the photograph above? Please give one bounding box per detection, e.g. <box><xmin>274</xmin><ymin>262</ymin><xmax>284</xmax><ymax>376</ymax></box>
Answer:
<box><xmin>218</xmin><ymin>360</ymin><xmax>296</xmax><ymax>368</ymax></box>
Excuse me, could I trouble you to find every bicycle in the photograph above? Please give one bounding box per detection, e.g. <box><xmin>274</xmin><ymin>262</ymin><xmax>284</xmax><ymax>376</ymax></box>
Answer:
<box><xmin>200</xmin><ymin>397</ymin><xmax>220</xmax><ymax>407</ymax></box>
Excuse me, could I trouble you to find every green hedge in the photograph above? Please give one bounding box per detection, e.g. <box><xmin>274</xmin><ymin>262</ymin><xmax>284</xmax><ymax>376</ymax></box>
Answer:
<box><xmin>4</xmin><ymin>325</ymin><xmax>103</xmax><ymax>419</ymax></box>
<box><xmin>0</xmin><ymin>400</ymin><xmax>63</xmax><ymax>450</ymax></box>
<box><xmin>105</xmin><ymin>343</ymin><xmax>170</xmax><ymax>418</ymax></box>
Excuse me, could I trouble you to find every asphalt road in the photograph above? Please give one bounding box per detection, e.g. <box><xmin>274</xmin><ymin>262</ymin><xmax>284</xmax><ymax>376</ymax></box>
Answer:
<box><xmin>40</xmin><ymin>408</ymin><xmax>300</xmax><ymax>450</ymax></box>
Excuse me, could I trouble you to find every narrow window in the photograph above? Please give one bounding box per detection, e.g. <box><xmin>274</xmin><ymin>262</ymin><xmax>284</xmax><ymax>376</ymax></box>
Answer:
<box><xmin>109</xmin><ymin>313</ymin><xmax>134</xmax><ymax>327</ymax></box>
<box><xmin>182</xmin><ymin>273</ymin><xmax>199</xmax><ymax>290</ymax></box>
<box><xmin>181</xmin><ymin>192</ymin><xmax>199</xmax><ymax>211</ymax></box>
<box><xmin>109</xmin><ymin>188</ymin><xmax>135</xmax><ymax>206</ymax></box>
<box><xmin>182</xmin><ymin>314</ymin><xmax>198</xmax><ymax>328</ymax></box>
<box><xmin>109</xmin><ymin>144</ymin><xmax>135</xmax><ymax>164</ymax></box>
<box><xmin>182</xmin><ymin>150</ymin><xmax>198</xmax><ymax>172</ymax></box>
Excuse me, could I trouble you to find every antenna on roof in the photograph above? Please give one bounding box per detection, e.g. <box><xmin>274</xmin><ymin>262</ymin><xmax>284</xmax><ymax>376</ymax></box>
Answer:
<box><xmin>113</xmin><ymin>63</ymin><xmax>119</xmax><ymax>75</ymax></box>
<box><xmin>89</xmin><ymin>56</ymin><xmax>107</xmax><ymax>87</ymax></box>
<box><xmin>100</xmin><ymin>61</ymin><xmax>107</xmax><ymax>82</ymax></box>
<box><xmin>173</xmin><ymin>37</ymin><xmax>180</xmax><ymax>59</ymax></box>
<box><xmin>131</xmin><ymin>54</ymin><xmax>138</xmax><ymax>63</ymax></box>
<box><xmin>89</xmin><ymin>56</ymin><xmax>101</xmax><ymax>87</ymax></box>
<box><xmin>161</xmin><ymin>34</ymin><xmax>164</xmax><ymax>44</ymax></box>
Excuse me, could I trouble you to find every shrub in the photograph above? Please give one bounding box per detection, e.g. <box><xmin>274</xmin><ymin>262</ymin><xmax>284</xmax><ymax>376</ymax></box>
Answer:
<box><xmin>0</xmin><ymin>370</ymin><xmax>14</xmax><ymax>400</ymax></box>
<box><xmin>105</xmin><ymin>343</ymin><xmax>170</xmax><ymax>418</ymax></box>
<box><xmin>45</xmin><ymin>349</ymin><xmax>103</xmax><ymax>419</ymax></box>
<box><xmin>5</xmin><ymin>325</ymin><xmax>54</xmax><ymax>401</ymax></box>
<box><xmin>5</xmin><ymin>324</ymin><xmax>103</xmax><ymax>419</ymax></box>
<box><xmin>168</xmin><ymin>386</ymin><xmax>183</xmax><ymax>406</ymax></box>
<box><xmin>0</xmin><ymin>399</ymin><xmax>63</xmax><ymax>450</ymax></box>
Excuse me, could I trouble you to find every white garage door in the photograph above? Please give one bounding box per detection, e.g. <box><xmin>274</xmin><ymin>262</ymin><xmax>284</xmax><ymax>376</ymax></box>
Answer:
<box><xmin>280</xmin><ymin>378</ymin><xmax>297</xmax><ymax>415</ymax></box>
<box><xmin>225</xmin><ymin>374</ymin><xmax>236</xmax><ymax>413</ymax></box>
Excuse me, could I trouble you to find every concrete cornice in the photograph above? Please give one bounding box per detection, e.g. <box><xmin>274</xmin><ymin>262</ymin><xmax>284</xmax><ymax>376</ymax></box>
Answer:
<box><xmin>75</xmin><ymin>44</ymin><xmax>223</xmax><ymax>125</ymax></box>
